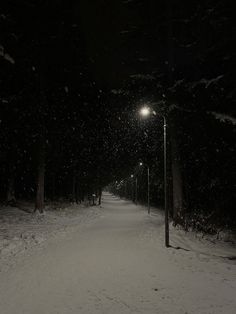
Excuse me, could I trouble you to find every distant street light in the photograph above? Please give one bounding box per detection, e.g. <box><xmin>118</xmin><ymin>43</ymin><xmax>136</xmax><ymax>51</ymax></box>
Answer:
<box><xmin>139</xmin><ymin>106</ymin><xmax>169</xmax><ymax>248</ymax></box>
<box><xmin>130</xmin><ymin>174</ymin><xmax>138</xmax><ymax>204</ymax></box>
<box><xmin>139</xmin><ymin>162</ymin><xmax>150</xmax><ymax>214</ymax></box>
<box><xmin>140</xmin><ymin>106</ymin><xmax>151</xmax><ymax>117</ymax></box>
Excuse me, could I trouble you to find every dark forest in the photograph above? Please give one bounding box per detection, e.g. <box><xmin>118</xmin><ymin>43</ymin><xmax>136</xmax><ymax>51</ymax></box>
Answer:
<box><xmin>0</xmin><ymin>0</ymin><xmax>235</xmax><ymax>231</ymax></box>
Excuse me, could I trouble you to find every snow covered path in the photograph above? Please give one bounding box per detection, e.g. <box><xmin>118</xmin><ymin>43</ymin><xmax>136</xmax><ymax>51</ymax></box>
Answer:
<box><xmin>0</xmin><ymin>193</ymin><xmax>235</xmax><ymax>314</ymax></box>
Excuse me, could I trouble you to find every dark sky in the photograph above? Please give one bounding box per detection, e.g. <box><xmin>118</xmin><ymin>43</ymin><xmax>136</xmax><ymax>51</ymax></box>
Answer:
<box><xmin>75</xmin><ymin>0</ymin><xmax>154</xmax><ymax>88</ymax></box>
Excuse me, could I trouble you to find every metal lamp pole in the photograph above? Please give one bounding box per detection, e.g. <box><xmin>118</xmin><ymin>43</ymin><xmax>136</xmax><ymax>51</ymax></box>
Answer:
<box><xmin>163</xmin><ymin>116</ymin><xmax>169</xmax><ymax>247</ymax></box>
<box><xmin>139</xmin><ymin>107</ymin><xmax>169</xmax><ymax>248</ymax></box>
<box><xmin>147</xmin><ymin>166</ymin><xmax>150</xmax><ymax>214</ymax></box>
<box><xmin>139</xmin><ymin>162</ymin><xmax>150</xmax><ymax>213</ymax></box>
<box><xmin>130</xmin><ymin>174</ymin><xmax>134</xmax><ymax>202</ymax></box>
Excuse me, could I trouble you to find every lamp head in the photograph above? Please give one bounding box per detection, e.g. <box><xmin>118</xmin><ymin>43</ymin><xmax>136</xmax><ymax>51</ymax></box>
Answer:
<box><xmin>139</xmin><ymin>106</ymin><xmax>151</xmax><ymax>117</ymax></box>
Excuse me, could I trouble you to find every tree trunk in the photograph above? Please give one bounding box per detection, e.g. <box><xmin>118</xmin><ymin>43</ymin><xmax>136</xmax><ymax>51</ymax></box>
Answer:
<box><xmin>72</xmin><ymin>172</ymin><xmax>76</xmax><ymax>202</ymax></box>
<box><xmin>75</xmin><ymin>179</ymin><xmax>80</xmax><ymax>204</ymax></box>
<box><xmin>35</xmin><ymin>135</ymin><xmax>45</xmax><ymax>213</ymax></box>
<box><xmin>98</xmin><ymin>187</ymin><xmax>102</xmax><ymax>205</ymax></box>
<box><xmin>166</xmin><ymin>1</ymin><xmax>184</xmax><ymax>224</ymax></box>
<box><xmin>6</xmin><ymin>155</ymin><xmax>16</xmax><ymax>206</ymax></box>
<box><xmin>51</xmin><ymin>172</ymin><xmax>56</xmax><ymax>201</ymax></box>
<box><xmin>169</xmin><ymin>118</ymin><xmax>184</xmax><ymax>224</ymax></box>
<box><xmin>92</xmin><ymin>194</ymin><xmax>95</xmax><ymax>206</ymax></box>
<box><xmin>7</xmin><ymin>172</ymin><xmax>16</xmax><ymax>205</ymax></box>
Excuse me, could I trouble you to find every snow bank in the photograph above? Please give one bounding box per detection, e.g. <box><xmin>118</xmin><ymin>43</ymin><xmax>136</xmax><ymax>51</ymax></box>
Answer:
<box><xmin>145</xmin><ymin>208</ymin><xmax>236</xmax><ymax>263</ymax></box>
<box><xmin>0</xmin><ymin>202</ymin><xmax>101</xmax><ymax>271</ymax></box>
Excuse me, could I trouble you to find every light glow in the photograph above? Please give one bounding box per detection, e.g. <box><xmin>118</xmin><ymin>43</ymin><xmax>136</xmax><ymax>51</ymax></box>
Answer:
<box><xmin>139</xmin><ymin>106</ymin><xmax>151</xmax><ymax>117</ymax></box>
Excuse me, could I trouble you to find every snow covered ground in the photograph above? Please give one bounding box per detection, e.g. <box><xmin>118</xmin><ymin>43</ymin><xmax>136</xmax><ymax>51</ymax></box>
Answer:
<box><xmin>0</xmin><ymin>193</ymin><xmax>235</xmax><ymax>313</ymax></box>
<box><xmin>0</xmin><ymin>201</ymin><xmax>101</xmax><ymax>272</ymax></box>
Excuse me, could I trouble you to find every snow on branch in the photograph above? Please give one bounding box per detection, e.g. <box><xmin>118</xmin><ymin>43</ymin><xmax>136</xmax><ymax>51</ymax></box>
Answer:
<box><xmin>130</xmin><ymin>74</ymin><xmax>156</xmax><ymax>81</ymax></box>
<box><xmin>191</xmin><ymin>75</ymin><xmax>224</xmax><ymax>89</ymax></box>
<box><xmin>0</xmin><ymin>45</ymin><xmax>15</xmax><ymax>64</ymax></box>
<box><xmin>210</xmin><ymin>112</ymin><xmax>236</xmax><ymax>125</ymax></box>
<box><xmin>168</xmin><ymin>79</ymin><xmax>185</xmax><ymax>92</ymax></box>
<box><xmin>110</xmin><ymin>89</ymin><xmax>129</xmax><ymax>96</ymax></box>
<box><xmin>122</xmin><ymin>0</ymin><xmax>136</xmax><ymax>3</ymax></box>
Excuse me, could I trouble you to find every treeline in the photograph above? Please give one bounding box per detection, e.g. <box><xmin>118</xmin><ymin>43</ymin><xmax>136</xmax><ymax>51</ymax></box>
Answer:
<box><xmin>0</xmin><ymin>1</ymin><xmax>129</xmax><ymax>211</ymax></box>
<box><xmin>107</xmin><ymin>0</ymin><xmax>236</xmax><ymax>231</ymax></box>
<box><xmin>108</xmin><ymin>104</ymin><xmax>236</xmax><ymax>231</ymax></box>
<box><xmin>0</xmin><ymin>0</ymin><xmax>235</xmax><ymax>227</ymax></box>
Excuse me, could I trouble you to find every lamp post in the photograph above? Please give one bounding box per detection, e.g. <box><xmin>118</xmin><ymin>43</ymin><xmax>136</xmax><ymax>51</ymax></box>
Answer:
<box><xmin>147</xmin><ymin>166</ymin><xmax>150</xmax><ymax>214</ymax></box>
<box><xmin>131</xmin><ymin>174</ymin><xmax>138</xmax><ymax>204</ymax></box>
<box><xmin>139</xmin><ymin>106</ymin><xmax>169</xmax><ymax>247</ymax></box>
<box><xmin>130</xmin><ymin>174</ymin><xmax>134</xmax><ymax>202</ymax></box>
<box><xmin>139</xmin><ymin>162</ymin><xmax>150</xmax><ymax>214</ymax></box>
<box><xmin>163</xmin><ymin>115</ymin><xmax>169</xmax><ymax>247</ymax></box>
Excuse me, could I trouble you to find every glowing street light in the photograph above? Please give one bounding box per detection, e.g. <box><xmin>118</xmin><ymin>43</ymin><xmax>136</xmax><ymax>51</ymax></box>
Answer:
<box><xmin>139</xmin><ymin>106</ymin><xmax>169</xmax><ymax>248</ymax></box>
<box><xmin>139</xmin><ymin>106</ymin><xmax>151</xmax><ymax>117</ymax></box>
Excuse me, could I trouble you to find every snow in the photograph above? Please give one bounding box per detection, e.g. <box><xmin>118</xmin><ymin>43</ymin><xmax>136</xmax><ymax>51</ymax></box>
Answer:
<box><xmin>120</xmin><ymin>30</ymin><xmax>132</xmax><ymax>34</ymax></box>
<box><xmin>210</xmin><ymin>112</ymin><xmax>236</xmax><ymax>125</ymax></box>
<box><xmin>0</xmin><ymin>45</ymin><xmax>15</xmax><ymax>64</ymax></box>
<box><xmin>0</xmin><ymin>193</ymin><xmax>235</xmax><ymax>313</ymax></box>
<box><xmin>0</xmin><ymin>202</ymin><xmax>101</xmax><ymax>272</ymax></box>
<box><xmin>138</xmin><ymin>58</ymin><xmax>149</xmax><ymax>62</ymax></box>
<box><xmin>110</xmin><ymin>89</ymin><xmax>129</xmax><ymax>95</ymax></box>
<box><xmin>130</xmin><ymin>74</ymin><xmax>156</xmax><ymax>81</ymax></box>
<box><xmin>190</xmin><ymin>75</ymin><xmax>224</xmax><ymax>90</ymax></box>
<box><xmin>122</xmin><ymin>0</ymin><xmax>136</xmax><ymax>3</ymax></box>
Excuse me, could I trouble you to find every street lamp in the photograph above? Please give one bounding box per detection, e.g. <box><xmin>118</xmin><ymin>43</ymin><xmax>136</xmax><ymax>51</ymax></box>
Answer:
<box><xmin>131</xmin><ymin>174</ymin><xmax>138</xmax><ymax>204</ymax></box>
<box><xmin>139</xmin><ymin>162</ymin><xmax>150</xmax><ymax>214</ymax></box>
<box><xmin>139</xmin><ymin>106</ymin><xmax>151</xmax><ymax>117</ymax></box>
<box><xmin>139</xmin><ymin>106</ymin><xmax>169</xmax><ymax>248</ymax></box>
